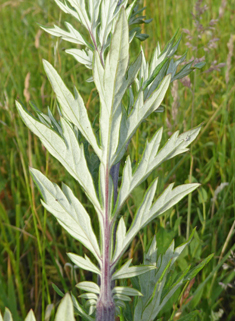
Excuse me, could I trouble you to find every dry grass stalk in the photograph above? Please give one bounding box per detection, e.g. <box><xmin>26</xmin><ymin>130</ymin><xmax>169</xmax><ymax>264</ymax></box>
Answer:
<box><xmin>225</xmin><ymin>34</ymin><xmax>235</xmax><ymax>84</ymax></box>
<box><xmin>219</xmin><ymin>0</ymin><xmax>227</xmax><ymax>18</ymax></box>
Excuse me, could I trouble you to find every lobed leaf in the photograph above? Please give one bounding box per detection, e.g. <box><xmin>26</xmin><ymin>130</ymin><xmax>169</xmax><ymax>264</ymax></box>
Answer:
<box><xmin>98</xmin><ymin>0</ymin><xmax>124</xmax><ymax>50</ymax></box>
<box><xmin>30</xmin><ymin>168</ymin><xmax>101</xmax><ymax>262</ymax></box>
<box><xmin>54</xmin><ymin>0</ymin><xmax>81</xmax><ymax>22</ymax></box>
<box><xmin>66</xmin><ymin>48</ymin><xmax>93</xmax><ymax>69</ymax></box>
<box><xmin>40</xmin><ymin>22</ymin><xmax>87</xmax><ymax>45</ymax></box>
<box><xmin>95</xmin><ymin>8</ymin><xmax>130</xmax><ymax>165</ymax></box>
<box><xmin>114</xmin><ymin>126</ymin><xmax>201</xmax><ymax>218</ymax></box>
<box><xmin>16</xmin><ymin>102</ymin><xmax>101</xmax><ymax>214</ymax></box>
<box><xmin>42</xmin><ymin>60</ymin><xmax>101</xmax><ymax>158</ymax></box>
<box><xmin>113</xmin><ymin>182</ymin><xmax>199</xmax><ymax>265</ymax></box>
<box><xmin>66</xmin><ymin>0</ymin><xmax>91</xmax><ymax>30</ymax></box>
<box><xmin>114</xmin><ymin>74</ymin><xmax>171</xmax><ymax>165</ymax></box>
<box><xmin>87</xmin><ymin>0</ymin><xmax>101</xmax><ymax>39</ymax></box>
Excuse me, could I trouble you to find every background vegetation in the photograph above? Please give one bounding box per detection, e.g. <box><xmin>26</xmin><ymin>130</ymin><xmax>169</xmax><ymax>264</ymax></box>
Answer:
<box><xmin>0</xmin><ymin>0</ymin><xmax>234</xmax><ymax>320</ymax></box>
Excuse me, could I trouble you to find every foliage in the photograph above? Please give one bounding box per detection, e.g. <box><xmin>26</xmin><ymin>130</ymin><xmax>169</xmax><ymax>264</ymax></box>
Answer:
<box><xmin>0</xmin><ymin>0</ymin><xmax>234</xmax><ymax>320</ymax></box>
<box><xmin>0</xmin><ymin>294</ymin><xmax>75</xmax><ymax>321</ymax></box>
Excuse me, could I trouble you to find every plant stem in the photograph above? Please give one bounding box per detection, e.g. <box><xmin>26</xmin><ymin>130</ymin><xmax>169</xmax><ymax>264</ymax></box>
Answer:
<box><xmin>96</xmin><ymin>166</ymin><xmax>115</xmax><ymax>321</ymax></box>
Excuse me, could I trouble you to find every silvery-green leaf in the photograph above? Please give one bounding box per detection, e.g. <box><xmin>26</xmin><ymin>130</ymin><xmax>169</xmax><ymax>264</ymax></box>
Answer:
<box><xmin>67</xmin><ymin>253</ymin><xmax>100</xmax><ymax>275</ymax></box>
<box><xmin>114</xmin><ymin>126</ymin><xmax>201</xmax><ymax>217</ymax></box>
<box><xmin>112</xmin><ymin>179</ymin><xmax>158</xmax><ymax>263</ymax></box>
<box><xmin>24</xmin><ymin>310</ymin><xmax>36</xmax><ymax>321</ymax></box>
<box><xmin>149</xmin><ymin>43</ymin><xmax>166</xmax><ymax>75</ymax></box>
<box><xmin>79</xmin><ymin>293</ymin><xmax>98</xmax><ymax>300</ymax></box>
<box><xmin>96</xmin><ymin>8</ymin><xmax>129</xmax><ymax>165</ymax></box>
<box><xmin>141</xmin><ymin>183</ymin><xmax>199</xmax><ymax>233</ymax></box>
<box><xmin>0</xmin><ymin>313</ymin><xmax>2</xmax><ymax>321</ymax></box>
<box><xmin>66</xmin><ymin>48</ymin><xmax>93</xmax><ymax>69</ymax></box>
<box><xmin>98</xmin><ymin>162</ymin><xmax>114</xmax><ymax>222</ymax></box>
<box><xmin>93</xmin><ymin>51</ymin><xmax>105</xmax><ymax>109</ymax></box>
<box><xmin>99</xmin><ymin>0</ymin><xmax>120</xmax><ymax>49</ymax></box>
<box><xmin>76</xmin><ymin>281</ymin><xmax>100</xmax><ymax>294</ymax></box>
<box><xmin>16</xmin><ymin>102</ymin><xmax>101</xmax><ymax>213</ymax></box>
<box><xmin>54</xmin><ymin>0</ymin><xmax>80</xmax><ymax>21</ymax></box>
<box><xmin>88</xmin><ymin>0</ymin><xmax>101</xmax><ymax>36</ymax></box>
<box><xmin>108</xmin><ymin>52</ymin><xmax>142</xmax><ymax>166</ymax></box>
<box><xmin>66</xmin><ymin>0</ymin><xmax>91</xmax><ymax>29</ymax></box>
<box><xmin>113</xmin><ymin>182</ymin><xmax>199</xmax><ymax>265</ymax></box>
<box><xmin>113</xmin><ymin>294</ymin><xmax>131</xmax><ymax>301</ymax></box>
<box><xmin>112</xmin><ymin>259</ymin><xmax>156</xmax><ymax>280</ymax></box>
<box><xmin>112</xmin><ymin>286</ymin><xmax>142</xmax><ymax>297</ymax></box>
<box><xmin>3</xmin><ymin>308</ymin><xmax>13</xmax><ymax>321</ymax></box>
<box><xmin>55</xmin><ymin>293</ymin><xmax>75</xmax><ymax>321</ymax></box>
<box><xmin>147</xmin><ymin>183</ymin><xmax>199</xmax><ymax>224</ymax></box>
<box><xmin>40</xmin><ymin>22</ymin><xmax>87</xmax><ymax>45</ymax></box>
<box><xmin>116</xmin><ymin>51</ymin><xmax>142</xmax><ymax>113</ymax></box>
<box><xmin>42</xmin><ymin>60</ymin><xmax>101</xmax><ymax>158</ymax></box>
<box><xmin>164</xmin><ymin>127</ymin><xmax>201</xmax><ymax>160</ymax></box>
<box><xmin>114</xmin><ymin>128</ymin><xmax>162</xmax><ymax>216</ymax></box>
<box><xmin>114</xmin><ymin>217</ymin><xmax>126</xmax><ymax>259</ymax></box>
<box><xmin>144</xmin><ymin>235</ymin><xmax>157</xmax><ymax>265</ymax></box>
<box><xmin>114</xmin><ymin>75</ymin><xmax>171</xmax><ymax>165</ymax></box>
<box><xmin>139</xmin><ymin>48</ymin><xmax>149</xmax><ymax>82</ymax></box>
<box><xmin>143</xmin><ymin>57</ymin><xmax>169</xmax><ymax>91</ymax></box>
<box><xmin>30</xmin><ymin>168</ymin><xmax>101</xmax><ymax>262</ymax></box>
<box><xmin>71</xmin><ymin>294</ymin><xmax>94</xmax><ymax>321</ymax></box>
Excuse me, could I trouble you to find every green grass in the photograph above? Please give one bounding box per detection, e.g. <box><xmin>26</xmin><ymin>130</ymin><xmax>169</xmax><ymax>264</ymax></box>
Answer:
<box><xmin>0</xmin><ymin>0</ymin><xmax>234</xmax><ymax>320</ymax></box>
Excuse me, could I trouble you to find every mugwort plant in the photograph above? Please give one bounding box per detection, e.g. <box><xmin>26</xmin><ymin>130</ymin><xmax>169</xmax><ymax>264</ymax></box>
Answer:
<box><xmin>10</xmin><ymin>0</ymin><xmax>213</xmax><ymax>320</ymax></box>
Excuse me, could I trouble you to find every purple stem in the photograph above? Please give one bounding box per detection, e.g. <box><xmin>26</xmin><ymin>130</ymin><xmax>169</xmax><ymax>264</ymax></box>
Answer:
<box><xmin>96</xmin><ymin>166</ymin><xmax>115</xmax><ymax>321</ymax></box>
